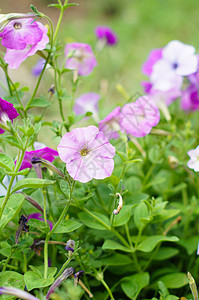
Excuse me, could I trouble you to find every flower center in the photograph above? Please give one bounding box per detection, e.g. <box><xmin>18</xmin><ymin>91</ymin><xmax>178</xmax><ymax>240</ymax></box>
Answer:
<box><xmin>80</xmin><ymin>148</ymin><xmax>90</xmax><ymax>156</ymax></box>
<box><xmin>14</xmin><ymin>22</ymin><xmax>22</xmax><ymax>30</ymax></box>
<box><xmin>172</xmin><ymin>62</ymin><xmax>178</xmax><ymax>70</ymax></box>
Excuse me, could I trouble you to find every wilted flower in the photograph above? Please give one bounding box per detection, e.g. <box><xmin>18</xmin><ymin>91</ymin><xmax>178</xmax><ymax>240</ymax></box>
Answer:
<box><xmin>0</xmin><ymin>286</ymin><xmax>39</xmax><ymax>300</ymax></box>
<box><xmin>0</xmin><ymin>97</ymin><xmax>19</xmax><ymax>134</ymax></box>
<box><xmin>150</xmin><ymin>40</ymin><xmax>198</xmax><ymax>91</ymax></box>
<box><xmin>57</xmin><ymin>125</ymin><xmax>115</xmax><ymax>183</ymax></box>
<box><xmin>65</xmin><ymin>239</ymin><xmax>75</xmax><ymax>252</ymax></box>
<box><xmin>95</xmin><ymin>26</ymin><xmax>118</xmax><ymax>46</ymax></box>
<box><xmin>121</xmin><ymin>95</ymin><xmax>160</xmax><ymax>137</ymax></box>
<box><xmin>113</xmin><ymin>193</ymin><xmax>123</xmax><ymax>215</ymax></box>
<box><xmin>19</xmin><ymin>144</ymin><xmax>58</xmax><ymax>171</ymax></box>
<box><xmin>0</xmin><ymin>18</ymin><xmax>49</xmax><ymax>69</ymax></box>
<box><xmin>74</xmin><ymin>270</ymin><xmax>85</xmax><ymax>286</ymax></box>
<box><xmin>74</xmin><ymin>92</ymin><xmax>100</xmax><ymax>120</ymax></box>
<box><xmin>65</xmin><ymin>43</ymin><xmax>97</xmax><ymax>76</ymax></box>
<box><xmin>98</xmin><ymin>106</ymin><xmax>122</xmax><ymax>139</ymax></box>
<box><xmin>187</xmin><ymin>145</ymin><xmax>199</xmax><ymax>172</ymax></box>
<box><xmin>46</xmin><ymin>267</ymin><xmax>74</xmax><ymax>299</ymax></box>
<box><xmin>27</xmin><ymin>213</ymin><xmax>53</xmax><ymax>231</ymax></box>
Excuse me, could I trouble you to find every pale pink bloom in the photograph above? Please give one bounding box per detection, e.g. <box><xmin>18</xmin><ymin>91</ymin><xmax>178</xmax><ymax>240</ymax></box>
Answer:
<box><xmin>150</xmin><ymin>40</ymin><xmax>198</xmax><ymax>91</ymax></box>
<box><xmin>57</xmin><ymin>125</ymin><xmax>115</xmax><ymax>183</ymax></box>
<box><xmin>65</xmin><ymin>43</ymin><xmax>97</xmax><ymax>76</ymax></box>
<box><xmin>187</xmin><ymin>145</ymin><xmax>199</xmax><ymax>172</ymax></box>
<box><xmin>98</xmin><ymin>106</ymin><xmax>122</xmax><ymax>139</ymax></box>
<box><xmin>74</xmin><ymin>92</ymin><xmax>100</xmax><ymax>118</ymax></box>
<box><xmin>0</xmin><ymin>97</ymin><xmax>19</xmax><ymax>134</ymax></box>
<box><xmin>121</xmin><ymin>95</ymin><xmax>160</xmax><ymax>137</ymax></box>
<box><xmin>1</xmin><ymin>19</ymin><xmax>49</xmax><ymax>69</ymax></box>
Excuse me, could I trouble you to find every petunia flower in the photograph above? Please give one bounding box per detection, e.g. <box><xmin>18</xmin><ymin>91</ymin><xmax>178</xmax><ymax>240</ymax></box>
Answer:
<box><xmin>142</xmin><ymin>48</ymin><xmax>163</xmax><ymax>76</ymax></box>
<box><xmin>181</xmin><ymin>83</ymin><xmax>199</xmax><ymax>111</ymax></box>
<box><xmin>0</xmin><ymin>18</ymin><xmax>49</xmax><ymax>69</ymax></box>
<box><xmin>187</xmin><ymin>145</ymin><xmax>199</xmax><ymax>172</ymax></box>
<box><xmin>0</xmin><ymin>97</ymin><xmax>19</xmax><ymax>134</ymax></box>
<box><xmin>95</xmin><ymin>26</ymin><xmax>118</xmax><ymax>46</ymax></box>
<box><xmin>57</xmin><ymin>125</ymin><xmax>115</xmax><ymax>183</ymax></box>
<box><xmin>150</xmin><ymin>40</ymin><xmax>198</xmax><ymax>91</ymax></box>
<box><xmin>65</xmin><ymin>43</ymin><xmax>97</xmax><ymax>76</ymax></box>
<box><xmin>31</xmin><ymin>58</ymin><xmax>46</xmax><ymax>76</ymax></box>
<box><xmin>98</xmin><ymin>106</ymin><xmax>122</xmax><ymax>139</ymax></box>
<box><xmin>74</xmin><ymin>92</ymin><xmax>100</xmax><ymax>121</ymax></box>
<box><xmin>27</xmin><ymin>213</ymin><xmax>53</xmax><ymax>231</ymax></box>
<box><xmin>65</xmin><ymin>239</ymin><xmax>75</xmax><ymax>252</ymax></box>
<box><xmin>121</xmin><ymin>95</ymin><xmax>160</xmax><ymax>137</ymax></box>
<box><xmin>19</xmin><ymin>143</ymin><xmax>58</xmax><ymax>172</ymax></box>
<box><xmin>0</xmin><ymin>286</ymin><xmax>39</xmax><ymax>300</ymax></box>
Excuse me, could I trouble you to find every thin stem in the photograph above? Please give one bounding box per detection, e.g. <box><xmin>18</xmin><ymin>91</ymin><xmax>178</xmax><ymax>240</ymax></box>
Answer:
<box><xmin>54</xmin><ymin>256</ymin><xmax>73</xmax><ymax>279</ymax></box>
<box><xmin>2</xmin><ymin>249</ymin><xmax>13</xmax><ymax>271</ymax></box>
<box><xmin>125</xmin><ymin>223</ymin><xmax>133</xmax><ymax>248</ymax></box>
<box><xmin>100</xmin><ymin>278</ymin><xmax>115</xmax><ymax>300</ymax></box>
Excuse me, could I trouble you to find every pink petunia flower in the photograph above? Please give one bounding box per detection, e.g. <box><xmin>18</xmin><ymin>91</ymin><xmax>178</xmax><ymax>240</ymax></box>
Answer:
<box><xmin>0</xmin><ymin>97</ymin><xmax>19</xmax><ymax>134</ymax></box>
<box><xmin>95</xmin><ymin>26</ymin><xmax>118</xmax><ymax>45</ymax></box>
<box><xmin>65</xmin><ymin>43</ymin><xmax>97</xmax><ymax>76</ymax></box>
<box><xmin>98</xmin><ymin>106</ymin><xmax>122</xmax><ymax>140</ymax></box>
<box><xmin>187</xmin><ymin>145</ymin><xmax>199</xmax><ymax>172</ymax></box>
<box><xmin>57</xmin><ymin>125</ymin><xmax>115</xmax><ymax>183</ymax></box>
<box><xmin>150</xmin><ymin>40</ymin><xmax>198</xmax><ymax>91</ymax></box>
<box><xmin>0</xmin><ymin>18</ymin><xmax>49</xmax><ymax>69</ymax></box>
<box><xmin>19</xmin><ymin>144</ymin><xmax>58</xmax><ymax>171</ymax></box>
<box><xmin>142</xmin><ymin>48</ymin><xmax>163</xmax><ymax>76</ymax></box>
<box><xmin>181</xmin><ymin>83</ymin><xmax>199</xmax><ymax>111</ymax></box>
<box><xmin>74</xmin><ymin>92</ymin><xmax>100</xmax><ymax>118</ymax></box>
<box><xmin>121</xmin><ymin>95</ymin><xmax>160</xmax><ymax>137</ymax></box>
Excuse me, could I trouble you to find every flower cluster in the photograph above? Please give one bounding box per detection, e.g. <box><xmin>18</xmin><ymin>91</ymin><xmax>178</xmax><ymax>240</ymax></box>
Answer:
<box><xmin>142</xmin><ymin>40</ymin><xmax>199</xmax><ymax>111</ymax></box>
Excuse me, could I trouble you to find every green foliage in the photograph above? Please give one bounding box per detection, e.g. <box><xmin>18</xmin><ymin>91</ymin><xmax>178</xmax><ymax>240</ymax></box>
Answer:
<box><xmin>24</xmin><ymin>266</ymin><xmax>57</xmax><ymax>291</ymax></box>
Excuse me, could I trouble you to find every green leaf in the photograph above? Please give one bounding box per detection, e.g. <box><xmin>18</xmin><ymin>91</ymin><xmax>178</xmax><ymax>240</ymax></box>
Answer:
<box><xmin>133</xmin><ymin>202</ymin><xmax>150</xmax><ymax>229</ymax></box>
<box><xmin>100</xmin><ymin>253</ymin><xmax>132</xmax><ymax>266</ymax></box>
<box><xmin>0</xmin><ymin>193</ymin><xmax>25</xmax><ymax>231</ymax></box>
<box><xmin>0</xmin><ymin>248</ymin><xmax>23</xmax><ymax>260</ymax></box>
<box><xmin>24</xmin><ymin>266</ymin><xmax>57</xmax><ymax>291</ymax></box>
<box><xmin>53</xmin><ymin>220</ymin><xmax>82</xmax><ymax>233</ymax></box>
<box><xmin>113</xmin><ymin>205</ymin><xmax>135</xmax><ymax>227</ymax></box>
<box><xmin>153</xmin><ymin>247</ymin><xmax>179</xmax><ymax>260</ymax></box>
<box><xmin>12</xmin><ymin>178</ymin><xmax>55</xmax><ymax>193</ymax></box>
<box><xmin>29</xmin><ymin>97</ymin><xmax>50</xmax><ymax>108</ymax></box>
<box><xmin>48</xmin><ymin>3</ymin><xmax>62</xmax><ymax>8</ymax></box>
<box><xmin>0</xmin><ymin>153</ymin><xmax>15</xmax><ymax>171</ymax></box>
<box><xmin>78</xmin><ymin>211</ymin><xmax>110</xmax><ymax>230</ymax></box>
<box><xmin>148</xmin><ymin>145</ymin><xmax>163</xmax><ymax>164</ymax></box>
<box><xmin>178</xmin><ymin>236</ymin><xmax>198</xmax><ymax>255</ymax></box>
<box><xmin>136</xmin><ymin>235</ymin><xmax>179</xmax><ymax>252</ymax></box>
<box><xmin>121</xmin><ymin>272</ymin><xmax>150</xmax><ymax>300</ymax></box>
<box><xmin>157</xmin><ymin>273</ymin><xmax>188</xmax><ymax>289</ymax></box>
<box><xmin>0</xmin><ymin>271</ymin><xmax>24</xmax><ymax>300</ymax></box>
<box><xmin>102</xmin><ymin>240</ymin><xmax>133</xmax><ymax>253</ymax></box>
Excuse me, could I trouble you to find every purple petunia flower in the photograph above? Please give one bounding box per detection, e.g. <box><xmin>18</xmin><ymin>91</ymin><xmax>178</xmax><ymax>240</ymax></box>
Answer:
<box><xmin>32</xmin><ymin>58</ymin><xmax>46</xmax><ymax>76</ymax></box>
<box><xmin>0</xmin><ymin>97</ymin><xmax>19</xmax><ymax>134</ymax></box>
<box><xmin>57</xmin><ymin>125</ymin><xmax>115</xmax><ymax>183</ymax></box>
<box><xmin>0</xmin><ymin>18</ymin><xmax>49</xmax><ymax>69</ymax></box>
<box><xmin>142</xmin><ymin>48</ymin><xmax>163</xmax><ymax>76</ymax></box>
<box><xmin>27</xmin><ymin>213</ymin><xmax>53</xmax><ymax>231</ymax></box>
<box><xmin>95</xmin><ymin>26</ymin><xmax>118</xmax><ymax>46</ymax></box>
<box><xmin>98</xmin><ymin>106</ymin><xmax>122</xmax><ymax>140</ymax></box>
<box><xmin>65</xmin><ymin>239</ymin><xmax>75</xmax><ymax>252</ymax></box>
<box><xmin>65</xmin><ymin>43</ymin><xmax>97</xmax><ymax>76</ymax></box>
<box><xmin>181</xmin><ymin>83</ymin><xmax>199</xmax><ymax>111</ymax></box>
<box><xmin>121</xmin><ymin>95</ymin><xmax>160</xmax><ymax>137</ymax></box>
<box><xmin>19</xmin><ymin>143</ymin><xmax>58</xmax><ymax>171</ymax></box>
<box><xmin>74</xmin><ymin>92</ymin><xmax>100</xmax><ymax>119</ymax></box>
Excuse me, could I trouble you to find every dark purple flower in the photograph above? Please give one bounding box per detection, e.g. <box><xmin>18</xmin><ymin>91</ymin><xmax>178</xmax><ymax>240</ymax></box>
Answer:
<box><xmin>65</xmin><ymin>239</ymin><xmax>75</xmax><ymax>252</ymax></box>
<box><xmin>74</xmin><ymin>270</ymin><xmax>85</xmax><ymax>280</ymax></box>
<box><xmin>0</xmin><ymin>97</ymin><xmax>19</xmax><ymax>134</ymax></box>
<box><xmin>19</xmin><ymin>147</ymin><xmax>58</xmax><ymax>171</ymax></box>
<box><xmin>27</xmin><ymin>213</ymin><xmax>53</xmax><ymax>231</ymax></box>
<box><xmin>95</xmin><ymin>26</ymin><xmax>118</xmax><ymax>45</ymax></box>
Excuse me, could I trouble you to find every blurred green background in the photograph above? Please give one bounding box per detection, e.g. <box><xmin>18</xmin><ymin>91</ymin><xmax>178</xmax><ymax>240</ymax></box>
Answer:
<box><xmin>1</xmin><ymin>0</ymin><xmax>199</xmax><ymax>142</ymax></box>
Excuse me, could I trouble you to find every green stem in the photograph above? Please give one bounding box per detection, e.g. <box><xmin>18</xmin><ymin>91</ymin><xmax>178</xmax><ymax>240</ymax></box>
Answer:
<box><xmin>54</xmin><ymin>256</ymin><xmax>73</xmax><ymax>279</ymax></box>
<box><xmin>53</xmin><ymin>5</ymin><xmax>65</xmax><ymax>44</ymax></box>
<box><xmin>100</xmin><ymin>278</ymin><xmax>115</xmax><ymax>300</ymax></box>
<box><xmin>125</xmin><ymin>223</ymin><xmax>133</xmax><ymax>248</ymax></box>
<box><xmin>2</xmin><ymin>249</ymin><xmax>13</xmax><ymax>271</ymax></box>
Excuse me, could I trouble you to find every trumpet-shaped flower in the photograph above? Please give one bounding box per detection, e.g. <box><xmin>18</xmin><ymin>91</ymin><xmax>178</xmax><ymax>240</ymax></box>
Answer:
<box><xmin>95</xmin><ymin>26</ymin><xmax>118</xmax><ymax>45</ymax></box>
<box><xmin>74</xmin><ymin>92</ymin><xmax>100</xmax><ymax>117</ymax></box>
<box><xmin>98</xmin><ymin>106</ymin><xmax>122</xmax><ymax>139</ymax></box>
<box><xmin>0</xmin><ymin>97</ymin><xmax>19</xmax><ymax>134</ymax></box>
<box><xmin>57</xmin><ymin>125</ymin><xmax>115</xmax><ymax>183</ymax></box>
<box><xmin>19</xmin><ymin>143</ymin><xmax>58</xmax><ymax>171</ymax></box>
<box><xmin>150</xmin><ymin>40</ymin><xmax>198</xmax><ymax>91</ymax></box>
<box><xmin>0</xmin><ymin>18</ymin><xmax>49</xmax><ymax>69</ymax></box>
<box><xmin>121</xmin><ymin>95</ymin><xmax>160</xmax><ymax>137</ymax></box>
<box><xmin>27</xmin><ymin>213</ymin><xmax>53</xmax><ymax>231</ymax></box>
<box><xmin>65</xmin><ymin>43</ymin><xmax>97</xmax><ymax>76</ymax></box>
<box><xmin>187</xmin><ymin>145</ymin><xmax>199</xmax><ymax>172</ymax></box>
<box><xmin>0</xmin><ymin>286</ymin><xmax>39</xmax><ymax>300</ymax></box>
